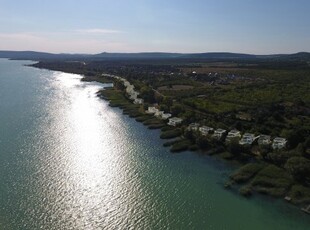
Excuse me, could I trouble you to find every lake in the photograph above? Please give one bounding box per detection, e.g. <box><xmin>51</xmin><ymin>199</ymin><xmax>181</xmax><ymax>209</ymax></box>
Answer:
<box><xmin>0</xmin><ymin>59</ymin><xmax>309</xmax><ymax>229</ymax></box>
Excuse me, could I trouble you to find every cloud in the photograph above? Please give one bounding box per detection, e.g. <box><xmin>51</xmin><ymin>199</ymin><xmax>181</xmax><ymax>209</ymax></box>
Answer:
<box><xmin>0</xmin><ymin>32</ymin><xmax>43</xmax><ymax>41</ymax></box>
<box><xmin>0</xmin><ymin>33</ymin><xmax>48</xmax><ymax>51</ymax></box>
<box><xmin>75</xmin><ymin>28</ymin><xmax>123</xmax><ymax>34</ymax></box>
<box><xmin>0</xmin><ymin>32</ymin><xmax>131</xmax><ymax>53</ymax></box>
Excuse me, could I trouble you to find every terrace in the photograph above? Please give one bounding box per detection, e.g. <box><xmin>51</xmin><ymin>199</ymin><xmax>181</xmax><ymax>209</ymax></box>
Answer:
<box><xmin>239</xmin><ymin>133</ymin><xmax>256</xmax><ymax>145</ymax></box>
<box><xmin>226</xmin><ymin>130</ymin><xmax>241</xmax><ymax>143</ymax></box>
<box><xmin>272</xmin><ymin>137</ymin><xmax>287</xmax><ymax>149</ymax></box>
<box><xmin>199</xmin><ymin>126</ymin><xmax>214</xmax><ymax>135</ymax></box>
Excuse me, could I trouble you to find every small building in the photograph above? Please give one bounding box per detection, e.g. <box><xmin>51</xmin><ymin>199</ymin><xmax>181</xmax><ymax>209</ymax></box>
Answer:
<box><xmin>155</xmin><ymin>110</ymin><xmax>164</xmax><ymax>117</ymax></box>
<box><xmin>226</xmin><ymin>130</ymin><xmax>241</xmax><ymax>142</ymax></box>
<box><xmin>258</xmin><ymin>135</ymin><xmax>271</xmax><ymax>146</ymax></box>
<box><xmin>187</xmin><ymin>123</ymin><xmax>200</xmax><ymax>131</ymax></box>
<box><xmin>126</xmin><ymin>89</ymin><xmax>138</xmax><ymax>97</ymax></box>
<box><xmin>199</xmin><ymin>126</ymin><xmax>214</xmax><ymax>136</ymax></box>
<box><xmin>161</xmin><ymin>113</ymin><xmax>172</xmax><ymax>120</ymax></box>
<box><xmin>129</xmin><ymin>91</ymin><xmax>139</xmax><ymax>100</ymax></box>
<box><xmin>272</xmin><ymin>137</ymin><xmax>287</xmax><ymax>149</ymax></box>
<box><xmin>129</xmin><ymin>94</ymin><xmax>137</xmax><ymax>100</ymax></box>
<box><xmin>212</xmin><ymin>128</ymin><xmax>227</xmax><ymax>139</ymax></box>
<box><xmin>126</xmin><ymin>86</ymin><xmax>135</xmax><ymax>94</ymax></box>
<box><xmin>239</xmin><ymin>133</ymin><xmax>255</xmax><ymax>145</ymax></box>
<box><xmin>123</xmin><ymin>80</ymin><xmax>131</xmax><ymax>87</ymax></box>
<box><xmin>168</xmin><ymin>117</ymin><xmax>183</xmax><ymax>126</ymax></box>
<box><xmin>134</xmin><ymin>98</ymin><xmax>143</xmax><ymax>105</ymax></box>
<box><xmin>146</xmin><ymin>106</ymin><xmax>157</xmax><ymax>114</ymax></box>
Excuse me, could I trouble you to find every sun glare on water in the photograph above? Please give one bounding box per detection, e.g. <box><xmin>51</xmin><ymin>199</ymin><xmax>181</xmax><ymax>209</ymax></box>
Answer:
<box><xmin>48</xmin><ymin>72</ymin><xmax>131</xmax><ymax>227</ymax></box>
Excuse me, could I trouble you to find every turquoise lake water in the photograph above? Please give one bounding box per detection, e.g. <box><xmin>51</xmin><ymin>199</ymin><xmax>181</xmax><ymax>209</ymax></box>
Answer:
<box><xmin>0</xmin><ymin>59</ymin><xmax>309</xmax><ymax>229</ymax></box>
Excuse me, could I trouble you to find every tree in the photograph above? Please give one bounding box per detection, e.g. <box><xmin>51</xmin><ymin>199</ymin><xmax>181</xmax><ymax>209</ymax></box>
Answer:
<box><xmin>183</xmin><ymin>110</ymin><xmax>195</xmax><ymax>123</ymax></box>
<box><xmin>227</xmin><ymin>140</ymin><xmax>242</xmax><ymax>156</ymax></box>
<box><xmin>272</xmin><ymin>111</ymin><xmax>284</xmax><ymax>122</ymax></box>
<box><xmin>305</xmin><ymin>136</ymin><xmax>310</xmax><ymax>149</ymax></box>
<box><xmin>159</xmin><ymin>104</ymin><xmax>169</xmax><ymax>113</ymax></box>
<box><xmin>162</xmin><ymin>97</ymin><xmax>173</xmax><ymax>107</ymax></box>
<box><xmin>235</xmin><ymin>121</ymin><xmax>243</xmax><ymax>131</ymax></box>
<box><xmin>196</xmin><ymin>135</ymin><xmax>211</xmax><ymax>149</ymax></box>
<box><xmin>184</xmin><ymin>129</ymin><xmax>195</xmax><ymax>141</ymax></box>
<box><xmin>258</xmin><ymin>145</ymin><xmax>272</xmax><ymax>160</ymax></box>
<box><xmin>287</xmin><ymin>129</ymin><xmax>307</xmax><ymax>149</ymax></box>
<box><xmin>285</xmin><ymin>157</ymin><xmax>310</xmax><ymax>183</ymax></box>
<box><xmin>267</xmin><ymin>149</ymin><xmax>301</xmax><ymax>166</ymax></box>
<box><xmin>114</xmin><ymin>80</ymin><xmax>125</xmax><ymax>90</ymax></box>
<box><xmin>170</xmin><ymin>104</ymin><xmax>183</xmax><ymax>116</ymax></box>
<box><xmin>154</xmin><ymin>93</ymin><xmax>164</xmax><ymax>104</ymax></box>
<box><xmin>140</xmin><ymin>86</ymin><xmax>155</xmax><ymax>103</ymax></box>
<box><xmin>296</xmin><ymin>143</ymin><xmax>305</xmax><ymax>155</ymax></box>
<box><xmin>293</xmin><ymin>98</ymin><xmax>305</xmax><ymax>106</ymax></box>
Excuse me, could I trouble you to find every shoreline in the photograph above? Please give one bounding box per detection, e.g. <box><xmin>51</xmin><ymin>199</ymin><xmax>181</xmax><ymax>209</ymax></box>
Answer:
<box><xmin>29</xmin><ymin>62</ymin><xmax>310</xmax><ymax>215</ymax></box>
<box><xmin>85</xmin><ymin>74</ymin><xmax>310</xmax><ymax>215</ymax></box>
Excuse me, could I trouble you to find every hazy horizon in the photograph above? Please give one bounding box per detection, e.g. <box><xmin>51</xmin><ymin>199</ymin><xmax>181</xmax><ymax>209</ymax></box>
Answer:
<box><xmin>0</xmin><ymin>0</ymin><xmax>309</xmax><ymax>54</ymax></box>
<box><xmin>1</xmin><ymin>49</ymin><xmax>309</xmax><ymax>56</ymax></box>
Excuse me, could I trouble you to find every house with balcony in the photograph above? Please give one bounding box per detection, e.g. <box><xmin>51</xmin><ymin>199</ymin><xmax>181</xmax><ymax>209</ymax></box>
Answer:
<box><xmin>168</xmin><ymin>117</ymin><xmax>183</xmax><ymax>126</ymax></box>
<box><xmin>129</xmin><ymin>91</ymin><xmax>139</xmax><ymax>100</ymax></box>
<box><xmin>212</xmin><ymin>128</ymin><xmax>227</xmax><ymax>139</ymax></box>
<box><xmin>272</xmin><ymin>137</ymin><xmax>287</xmax><ymax>149</ymax></box>
<box><xmin>125</xmin><ymin>84</ymin><xmax>134</xmax><ymax>93</ymax></box>
<box><xmin>146</xmin><ymin>106</ymin><xmax>157</xmax><ymax>114</ymax></box>
<box><xmin>187</xmin><ymin>123</ymin><xmax>200</xmax><ymax>131</ymax></box>
<box><xmin>161</xmin><ymin>113</ymin><xmax>172</xmax><ymax>120</ymax></box>
<box><xmin>134</xmin><ymin>98</ymin><xmax>143</xmax><ymax>105</ymax></box>
<box><xmin>226</xmin><ymin>130</ymin><xmax>241</xmax><ymax>143</ymax></box>
<box><xmin>155</xmin><ymin>110</ymin><xmax>164</xmax><ymax>118</ymax></box>
<box><xmin>199</xmin><ymin>126</ymin><xmax>214</xmax><ymax>136</ymax></box>
<box><xmin>123</xmin><ymin>80</ymin><xmax>131</xmax><ymax>87</ymax></box>
<box><xmin>258</xmin><ymin>135</ymin><xmax>271</xmax><ymax>146</ymax></box>
<box><xmin>239</xmin><ymin>133</ymin><xmax>256</xmax><ymax>145</ymax></box>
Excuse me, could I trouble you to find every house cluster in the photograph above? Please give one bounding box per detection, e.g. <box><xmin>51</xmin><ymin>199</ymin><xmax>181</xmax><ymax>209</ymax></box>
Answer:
<box><xmin>103</xmin><ymin>73</ymin><xmax>287</xmax><ymax>150</ymax></box>
<box><xmin>146</xmin><ymin>106</ymin><xmax>184</xmax><ymax>126</ymax></box>
<box><xmin>187</xmin><ymin>123</ymin><xmax>287</xmax><ymax>149</ymax></box>
<box><xmin>146</xmin><ymin>106</ymin><xmax>172</xmax><ymax>120</ymax></box>
<box><xmin>123</xmin><ymin>80</ymin><xmax>144</xmax><ymax>104</ymax></box>
<box><xmin>104</xmin><ymin>74</ymin><xmax>144</xmax><ymax>105</ymax></box>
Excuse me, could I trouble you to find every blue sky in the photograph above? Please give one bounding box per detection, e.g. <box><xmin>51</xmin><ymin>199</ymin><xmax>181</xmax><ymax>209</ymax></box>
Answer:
<box><xmin>0</xmin><ymin>0</ymin><xmax>309</xmax><ymax>54</ymax></box>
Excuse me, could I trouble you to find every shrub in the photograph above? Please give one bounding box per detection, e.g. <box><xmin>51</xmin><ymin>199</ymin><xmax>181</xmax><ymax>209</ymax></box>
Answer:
<box><xmin>251</xmin><ymin>165</ymin><xmax>293</xmax><ymax>197</ymax></box>
<box><xmin>170</xmin><ymin>140</ymin><xmax>191</xmax><ymax>152</ymax></box>
<box><xmin>285</xmin><ymin>157</ymin><xmax>310</xmax><ymax>183</ymax></box>
<box><xmin>160</xmin><ymin>129</ymin><xmax>182</xmax><ymax>139</ymax></box>
<box><xmin>288</xmin><ymin>184</ymin><xmax>310</xmax><ymax>204</ymax></box>
<box><xmin>230</xmin><ymin>163</ymin><xmax>265</xmax><ymax>183</ymax></box>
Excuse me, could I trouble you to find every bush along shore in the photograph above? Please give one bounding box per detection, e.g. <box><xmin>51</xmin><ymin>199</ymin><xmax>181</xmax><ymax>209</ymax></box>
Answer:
<box><xmin>31</xmin><ymin>61</ymin><xmax>310</xmax><ymax>214</ymax></box>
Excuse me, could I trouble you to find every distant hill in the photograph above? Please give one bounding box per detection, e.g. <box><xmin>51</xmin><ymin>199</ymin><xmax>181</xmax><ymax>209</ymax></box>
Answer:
<box><xmin>0</xmin><ymin>51</ymin><xmax>56</xmax><ymax>60</ymax></box>
<box><xmin>79</xmin><ymin>51</ymin><xmax>310</xmax><ymax>60</ymax></box>
<box><xmin>283</xmin><ymin>52</ymin><xmax>310</xmax><ymax>61</ymax></box>
<box><xmin>92</xmin><ymin>52</ymin><xmax>258</xmax><ymax>60</ymax></box>
<box><xmin>0</xmin><ymin>50</ymin><xmax>91</xmax><ymax>60</ymax></box>
<box><xmin>181</xmin><ymin>52</ymin><xmax>257</xmax><ymax>59</ymax></box>
<box><xmin>92</xmin><ymin>52</ymin><xmax>183</xmax><ymax>59</ymax></box>
<box><xmin>0</xmin><ymin>50</ymin><xmax>309</xmax><ymax>61</ymax></box>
